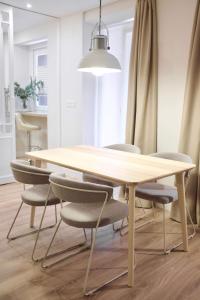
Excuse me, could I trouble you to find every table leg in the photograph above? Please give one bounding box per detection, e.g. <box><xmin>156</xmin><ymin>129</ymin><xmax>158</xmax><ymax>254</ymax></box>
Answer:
<box><xmin>176</xmin><ymin>172</ymin><xmax>188</xmax><ymax>251</ymax></box>
<box><xmin>30</xmin><ymin>159</ymin><xmax>42</xmax><ymax>228</ymax></box>
<box><xmin>128</xmin><ymin>184</ymin><xmax>136</xmax><ymax>287</ymax></box>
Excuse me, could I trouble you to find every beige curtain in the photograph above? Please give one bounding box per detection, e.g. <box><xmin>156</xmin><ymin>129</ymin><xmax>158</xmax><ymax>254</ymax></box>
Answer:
<box><xmin>126</xmin><ymin>0</ymin><xmax>158</xmax><ymax>155</ymax></box>
<box><xmin>171</xmin><ymin>0</ymin><xmax>200</xmax><ymax>225</ymax></box>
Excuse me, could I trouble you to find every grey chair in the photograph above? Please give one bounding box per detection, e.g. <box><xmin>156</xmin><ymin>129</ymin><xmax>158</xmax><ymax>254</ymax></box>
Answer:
<box><xmin>41</xmin><ymin>173</ymin><xmax>128</xmax><ymax>296</ymax></box>
<box><xmin>83</xmin><ymin>143</ymin><xmax>141</xmax><ymax>234</ymax></box>
<box><xmin>136</xmin><ymin>152</ymin><xmax>196</xmax><ymax>254</ymax></box>
<box><xmin>7</xmin><ymin>160</ymin><xmax>62</xmax><ymax>262</ymax></box>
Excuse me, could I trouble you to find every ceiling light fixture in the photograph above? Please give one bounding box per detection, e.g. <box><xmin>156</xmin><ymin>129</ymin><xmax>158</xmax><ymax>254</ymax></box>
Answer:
<box><xmin>78</xmin><ymin>0</ymin><xmax>121</xmax><ymax>76</ymax></box>
<box><xmin>26</xmin><ymin>3</ymin><xmax>32</xmax><ymax>9</ymax></box>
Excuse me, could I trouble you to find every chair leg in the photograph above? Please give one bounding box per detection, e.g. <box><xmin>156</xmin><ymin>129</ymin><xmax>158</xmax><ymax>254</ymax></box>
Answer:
<box><xmin>163</xmin><ymin>204</ymin><xmax>167</xmax><ymax>254</ymax></box>
<box><xmin>7</xmin><ymin>201</ymin><xmax>24</xmax><ymax>240</ymax></box>
<box><xmin>54</xmin><ymin>205</ymin><xmax>58</xmax><ymax>224</ymax></box>
<box><xmin>112</xmin><ymin>217</ymin><xmax>129</xmax><ymax>235</ymax></box>
<box><xmin>136</xmin><ymin>202</ymin><xmax>196</xmax><ymax>255</ymax></box>
<box><xmin>41</xmin><ymin>220</ymin><xmax>90</xmax><ymax>269</ymax></box>
<box><xmin>7</xmin><ymin>202</ymin><xmax>58</xmax><ymax>241</ymax></box>
<box><xmin>113</xmin><ymin>192</ymin><xmax>156</xmax><ymax>237</ymax></box>
<box><xmin>32</xmin><ymin>196</ymin><xmax>60</xmax><ymax>262</ymax></box>
<box><xmin>83</xmin><ymin>198</ymin><xmax>128</xmax><ymax>296</ymax></box>
<box><xmin>83</xmin><ymin>227</ymin><xmax>128</xmax><ymax>296</ymax></box>
<box><xmin>27</xmin><ymin>131</ymin><xmax>31</xmax><ymax>151</ymax></box>
<box><xmin>32</xmin><ymin>202</ymin><xmax>48</xmax><ymax>262</ymax></box>
<box><xmin>164</xmin><ymin>203</ymin><xmax>196</xmax><ymax>254</ymax></box>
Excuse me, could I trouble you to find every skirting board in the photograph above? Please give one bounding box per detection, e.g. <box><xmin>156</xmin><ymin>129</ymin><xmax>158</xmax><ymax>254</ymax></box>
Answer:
<box><xmin>0</xmin><ymin>175</ymin><xmax>14</xmax><ymax>185</ymax></box>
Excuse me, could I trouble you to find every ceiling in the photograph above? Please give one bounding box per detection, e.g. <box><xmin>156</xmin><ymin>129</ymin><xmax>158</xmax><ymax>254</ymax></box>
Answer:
<box><xmin>2</xmin><ymin>0</ymin><xmax>119</xmax><ymax>32</ymax></box>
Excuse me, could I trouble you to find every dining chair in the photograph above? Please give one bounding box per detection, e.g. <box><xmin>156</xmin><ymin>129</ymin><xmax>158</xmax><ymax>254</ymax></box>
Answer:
<box><xmin>7</xmin><ymin>160</ymin><xmax>87</xmax><ymax>262</ymax></box>
<box><xmin>83</xmin><ymin>143</ymin><xmax>143</xmax><ymax>234</ymax></box>
<box><xmin>135</xmin><ymin>152</ymin><xmax>196</xmax><ymax>254</ymax></box>
<box><xmin>41</xmin><ymin>173</ymin><xmax>128</xmax><ymax>296</ymax></box>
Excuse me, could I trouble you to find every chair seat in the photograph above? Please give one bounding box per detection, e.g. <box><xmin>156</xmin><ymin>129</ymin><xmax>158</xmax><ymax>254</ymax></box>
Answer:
<box><xmin>60</xmin><ymin>199</ymin><xmax>128</xmax><ymax>229</ymax></box>
<box><xmin>25</xmin><ymin>123</ymin><xmax>40</xmax><ymax>131</ymax></box>
<box><xmin>83</xmin><ymin>173</ymin><xmax>119</xmax><ymax>187</ymax></box>
<box><xmin>22</xmin><ymin>184</ymin><xmax>60</xmax><ymax>206</ymax></box>
<box><xmin>18</xmin><ymin>122</ymin><xmax>40</xmax><ymax>132</ymax></box>
<box><xmin>136</xmin><ymin>183</ymin><xmax>178</xmax><ymax>204</ymax></box>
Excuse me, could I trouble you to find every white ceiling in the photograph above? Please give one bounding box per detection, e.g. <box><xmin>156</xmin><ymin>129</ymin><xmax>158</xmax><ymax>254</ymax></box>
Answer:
<box><xmin>2</xmin><ymin>0</ymin><xmax>119</xmax><ymax>32</ymax></box>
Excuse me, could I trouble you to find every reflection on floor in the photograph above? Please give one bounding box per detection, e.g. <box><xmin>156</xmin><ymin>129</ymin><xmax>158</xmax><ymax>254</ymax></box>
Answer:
<box><xmin>0</xmin><ymin>182</ymin><xmax>200</xmax><ymax>300</ymax></box>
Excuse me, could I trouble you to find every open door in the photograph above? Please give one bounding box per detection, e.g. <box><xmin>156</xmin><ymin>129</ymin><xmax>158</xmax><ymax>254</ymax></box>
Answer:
<box><xmin>0</xmin><ymin>4</ymin><xmax>15</xmax><ymax>184</ymax></box>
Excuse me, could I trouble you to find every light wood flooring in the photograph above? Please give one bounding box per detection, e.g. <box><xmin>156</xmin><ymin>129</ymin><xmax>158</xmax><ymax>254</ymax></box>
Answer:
<box><xmin>0</xmin><ymin>182</ymin><xmax>200</xmax><ymax>300</ymax></box>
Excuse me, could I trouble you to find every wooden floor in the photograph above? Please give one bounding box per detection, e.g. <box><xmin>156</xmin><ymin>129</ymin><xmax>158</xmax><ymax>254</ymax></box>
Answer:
<box><xmin>0</xmin><ymin>182</ymin><xmax>200</xmax><ymax>300</ymax></box>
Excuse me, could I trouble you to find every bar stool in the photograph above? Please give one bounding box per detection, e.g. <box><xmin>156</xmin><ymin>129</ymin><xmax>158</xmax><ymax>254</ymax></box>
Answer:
<box><xmin>15</xmin><ymin>113</ymin><xmax>41</xmax><ymax>151</ymax></box>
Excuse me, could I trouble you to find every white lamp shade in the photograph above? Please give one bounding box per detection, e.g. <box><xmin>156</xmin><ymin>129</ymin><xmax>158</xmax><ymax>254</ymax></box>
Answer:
<box><xmin>78</xmin><ymin>49</ymin><xmax>121</xmax><ymax>76</ymax></box>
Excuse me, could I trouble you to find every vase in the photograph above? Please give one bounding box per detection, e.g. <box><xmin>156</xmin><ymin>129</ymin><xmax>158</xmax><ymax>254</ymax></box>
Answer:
<box><xmin>22</xmin><ymin>100</ymin><xmax>27</xmax><ymax>109</ymax></box>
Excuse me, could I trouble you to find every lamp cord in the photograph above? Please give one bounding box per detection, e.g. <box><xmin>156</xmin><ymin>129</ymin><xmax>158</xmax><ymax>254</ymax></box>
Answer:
<box><xmin>99</xmin><ymin>0</ymin><xmax>102</xmax><ymax>35</ymax></box>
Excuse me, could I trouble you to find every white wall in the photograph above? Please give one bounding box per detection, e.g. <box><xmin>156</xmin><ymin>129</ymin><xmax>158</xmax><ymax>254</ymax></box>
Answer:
<box><xmin>85</xmin><ymin>0</ymin><xmax>135</xmax><ymax>25</ymax></box>
<box><xmin>157</xmin><ymin>0</ymin><xmax>197</xmax><ymax>153</ymax></box>
<box><xmin>14</xmin><ymin>45</ymin><xmax>29</xmax><ymax>87</ymax></box>
<box><xmin>60</xmin><ymin>13</ymin><xmax>84</xmax><ymax>147</ymax></box>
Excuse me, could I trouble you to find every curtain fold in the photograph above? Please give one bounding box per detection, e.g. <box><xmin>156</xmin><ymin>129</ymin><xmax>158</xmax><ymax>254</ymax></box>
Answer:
<box><xmin>171</xmin><ymin>0</ymin><xmax>200</xmax><ymax>225</ymax></box>
<box><xmin>126</xmin><ymin>0</ymin><xmax>158</xmax><ymax>155</ymax></box>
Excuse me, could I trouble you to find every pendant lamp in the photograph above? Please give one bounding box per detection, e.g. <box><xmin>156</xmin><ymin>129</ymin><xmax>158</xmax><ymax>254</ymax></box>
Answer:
<box><xmin>78</xmin><ymin>0</ymin><xmax>121</xmax><ymax>76</ymax></box>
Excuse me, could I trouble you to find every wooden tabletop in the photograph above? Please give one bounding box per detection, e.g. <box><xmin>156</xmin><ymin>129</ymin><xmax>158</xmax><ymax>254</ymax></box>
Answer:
<box><xmin>26</xmin><ymin>145</ymin><xmax>195</xmax><ymax>184</ymax></box>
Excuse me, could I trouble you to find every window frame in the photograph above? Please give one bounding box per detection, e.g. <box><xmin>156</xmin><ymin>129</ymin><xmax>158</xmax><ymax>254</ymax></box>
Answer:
<box><xmin>33</xmin><ymin>46</ymin><xmax>48</xmax><ymax>111</ymax></box>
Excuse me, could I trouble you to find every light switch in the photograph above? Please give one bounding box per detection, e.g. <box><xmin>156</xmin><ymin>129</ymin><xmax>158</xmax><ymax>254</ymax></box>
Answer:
<box><xmin>66</xmin><ymin>102</ymin><xmax>76</xmax><ymax>108</ymax></box>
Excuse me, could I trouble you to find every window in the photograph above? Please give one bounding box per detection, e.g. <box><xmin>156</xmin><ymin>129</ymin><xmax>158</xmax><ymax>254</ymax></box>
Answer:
<box><xmin>95</xmin><ymin>22</ymin><xmax>132</xmax><ymax>146</ymax></box>
<box><xmin>33</xmin><ymin>48</ymin><xmax>48</xmax><ymax>109</ymax></box>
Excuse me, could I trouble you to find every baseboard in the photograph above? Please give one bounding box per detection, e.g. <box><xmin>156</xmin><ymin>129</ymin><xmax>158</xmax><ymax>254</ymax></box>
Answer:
<box><xmin>0</xmin><ymin>175</ymin><xmax>15</xmax><ymax>185</ymax></box>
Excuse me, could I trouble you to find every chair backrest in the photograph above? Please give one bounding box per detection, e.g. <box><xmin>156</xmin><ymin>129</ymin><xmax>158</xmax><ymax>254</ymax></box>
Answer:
<box><xmin>15</xmin><ymin>113</ymin><xmax>26</xmax><ymax>131</ymax></box>
<box><xmin>83</xmin><ymin>144</ymin><xmax>141</xmax><ymax>183</ymax></box>
<box><xmin>150</xmin><ymin>152</ymin><xmax>192</xmax><ymax>163</ymax></box>
<box><xmin>50</xmin><ymin>173</ymin><xmax>113</xmax><ymax>204</ymax></box>
<box><xmin>150</xmin><ymin>152</ymin><xmax>192</xmax><ymax>182</ymax></box>
<box><xmin>10</xmin><ymin>160</ymin><xmax>51</xmax><ymax>185</ymax></box>
<box><xmin>105</xmin><ymin>143</ymin><xmax>141</xmax><ymax>154</ymax></box>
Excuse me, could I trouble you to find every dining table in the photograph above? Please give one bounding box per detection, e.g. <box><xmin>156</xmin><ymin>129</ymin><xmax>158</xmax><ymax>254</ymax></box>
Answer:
<box><xmin>26</xmin><ymin>145</ymin><xmax>195</xmax><ymax>287</ymax></box>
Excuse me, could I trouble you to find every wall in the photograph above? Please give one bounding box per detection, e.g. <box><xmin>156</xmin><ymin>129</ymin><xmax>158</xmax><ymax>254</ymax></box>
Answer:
<box><xmin>14</xmin><ymin>45</ymin><xmax>29</xmax><ymax>87</ymax></box>
<box><xmin>157</xmin><ymin>0</ymin><xmax>197</xmax><ymax>153</ymax></box>
<box><xmin>85</xmin><ymin>0</ymin><xmax>135</xmax><ymax>25</ymax></box>
<box><xmin>60</xmin><ymin>13</ymin><xmax>84</xmax><ymax>147</ymax></box>
<box><xmin>14</xmin><ymin>20</ymin><xmax>61</xmax><ymax>150</ymax></box>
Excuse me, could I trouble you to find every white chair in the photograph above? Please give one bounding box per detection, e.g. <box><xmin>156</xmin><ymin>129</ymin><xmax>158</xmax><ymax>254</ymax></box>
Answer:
<box><xmin>41</xmin><ymin>173</ymin><xmax>128</xmax><ymax>296</ymax></box>
<box><xmin>7</xmin><ymin>160</ymin><xmax>60</xmax><ymax>262</ymax></box>
<box><xmin>83</xmin><ymin>143</ymin><xmax>145</xmax><ymax>235</ymax></box>
<box><xmin>15</xmin><ymin>113</ymin><xmax>41</xmax><ymax>151</ymax></box>
<box><xmin>135</xmin><ymin>152</ymin><xmax>196</xmax><ymax>254</ymax></box>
